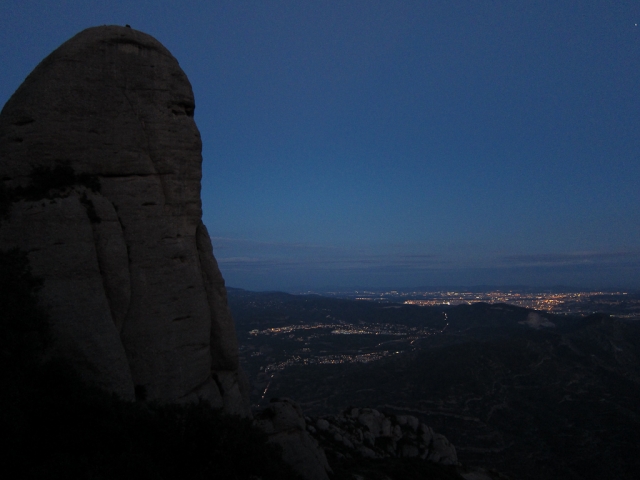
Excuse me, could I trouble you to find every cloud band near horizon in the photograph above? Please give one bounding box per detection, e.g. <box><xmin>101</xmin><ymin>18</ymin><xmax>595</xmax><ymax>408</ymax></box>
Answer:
<box><xmin>210</xmin><ymin>236</ymin><xmax>640</xmax><ymax>291</ymax></box>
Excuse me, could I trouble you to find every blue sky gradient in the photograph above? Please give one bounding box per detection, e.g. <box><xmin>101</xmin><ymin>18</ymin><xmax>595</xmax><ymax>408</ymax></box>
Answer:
<box><xmin>1</xmin><ymin>1</ymin><xmax>639</xmax><ymax>291</ymax></box>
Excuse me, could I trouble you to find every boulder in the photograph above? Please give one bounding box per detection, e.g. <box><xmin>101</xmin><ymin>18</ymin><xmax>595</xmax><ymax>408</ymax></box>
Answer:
<box><xmin>316</xmin><ymin>418</ymin><xmax>330</xmax><ymax>431</ymax></box>
<box><xmin>405</xmin><ymin>415</ymin><xmax>420</xmax><ymax>431</ymax></box>
<box><xmin>358</xmin><ymin>408</ymin><xmax>383</xmax><ymax>435</ymax></box>
<box><xmin>0</xmin><ymin>26</ymin><xmax>248</xmax><ymax>415</ymax></box>
<box><xmin>428</xmin><ymin>433</ymin><xmax>459</xmax><ymax>465</ymax></box>
<box><xmin>419</xmin><ymin>423</ymin><xmax>434</xmax><ymax>444</ymax></box>
<box><xmin>381</xmin><ymin>417</ymin><xmax>392</xmax><ymax>436</ymax></box>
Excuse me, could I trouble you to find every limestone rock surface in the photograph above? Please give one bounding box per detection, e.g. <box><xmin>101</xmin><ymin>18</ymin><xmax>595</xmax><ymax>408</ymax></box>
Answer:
<box><xmin>0</xmin><ymin>26</ymin><xmax>249</xmax><ymax>415</ymax></box>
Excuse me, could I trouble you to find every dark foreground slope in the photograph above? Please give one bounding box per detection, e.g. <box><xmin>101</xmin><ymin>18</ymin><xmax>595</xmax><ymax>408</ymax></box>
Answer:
<box><xmin>230</xmin><ymin>289</ymin><xmax>640</xmax><ymax>480</ymax></box>
<box><xmin>1</xmin><ymin>252</ymin><xmax>473</xmax><ymax>480</ymax></box>
<box><xmin>0</xmin><ymin>250</ymin><xmax>301</xmax><ymax>480</ymax></box>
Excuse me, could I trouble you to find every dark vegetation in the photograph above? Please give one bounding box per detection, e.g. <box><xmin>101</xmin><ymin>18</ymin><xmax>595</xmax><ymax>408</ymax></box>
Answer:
<box><xmin>11</xmin><ymin>163</ymin><xmax>101</xmax><ymax>200</ymax></box>
<box><xmin>0</xmin><ymin>163</ymin><xmax>101</xmax><ymax>221</ymax></box>
<box><xmin>0</xmin><ymin>250</ymin><xmax>301</xmax><ymax>480</ymax></box>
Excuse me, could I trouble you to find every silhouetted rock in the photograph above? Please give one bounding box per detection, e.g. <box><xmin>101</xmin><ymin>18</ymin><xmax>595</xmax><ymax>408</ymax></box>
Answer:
<box><xmin>0</xmin><ymin>26</ymin><xmax>249</xmax><ymax>415</ymax></box>
<box><xmin>255</xmin><ymin>398</ymin><xmax>332</xmax><ymax>480</ymax></box>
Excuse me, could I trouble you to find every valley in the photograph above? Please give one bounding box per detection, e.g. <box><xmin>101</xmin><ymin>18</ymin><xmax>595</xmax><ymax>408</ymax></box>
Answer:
<box><xmin>229</xmin><ymin>288</ymin><xmax>640</xmax><ymax>480</ymax></box>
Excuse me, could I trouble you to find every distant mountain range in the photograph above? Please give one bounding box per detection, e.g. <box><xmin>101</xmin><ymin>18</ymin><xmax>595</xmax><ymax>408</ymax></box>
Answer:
<box><xmin>285</xmin><ymin>285</ymin><xmax>640</xmax><ymax>295</ymax></box>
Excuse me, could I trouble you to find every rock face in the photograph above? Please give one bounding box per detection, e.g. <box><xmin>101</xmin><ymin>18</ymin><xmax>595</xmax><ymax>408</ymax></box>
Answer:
<box><xmin>0</xmin><ymin>26</ymin><xmax>249</xmax><ymax>415</ymax></box>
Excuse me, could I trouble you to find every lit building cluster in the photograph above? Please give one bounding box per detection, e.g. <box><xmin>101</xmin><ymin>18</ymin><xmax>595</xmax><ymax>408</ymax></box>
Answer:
<box><xmin>398</xmin><ymin>290</ymin><xmax>630</xmax><ymax>313</ymax></box>
<box><xmin>261</xmin><ymin>350</ymin><xmax>399</xmax><ymax>373</ymax></box>
<box><xmin>318</xmin><ymin>289</ymin><xmax>634</xmax><ymax>316</ymax></box>
<box><xmin>250</xmin><ymin>322</ymin><xmax>431</xmax><ymax>337</ymax></box>
<box><xmin>245</xmin><ymin>321</ymin><xmax>438</xmax><ymax>375</ymax></box>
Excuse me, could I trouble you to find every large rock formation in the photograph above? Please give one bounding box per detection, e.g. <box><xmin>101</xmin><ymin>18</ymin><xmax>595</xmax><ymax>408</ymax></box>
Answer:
<box><xmin>0</xmin><ymin>26</ymin><xmax>249</xmax><ymax>415</ymax></box>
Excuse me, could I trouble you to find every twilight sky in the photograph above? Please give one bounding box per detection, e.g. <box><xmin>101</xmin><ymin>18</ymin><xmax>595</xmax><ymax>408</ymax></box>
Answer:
<box><xmin>1</xmin><ymin>1</ymin><xmax>639</xmax><ymax>291</ymax></box>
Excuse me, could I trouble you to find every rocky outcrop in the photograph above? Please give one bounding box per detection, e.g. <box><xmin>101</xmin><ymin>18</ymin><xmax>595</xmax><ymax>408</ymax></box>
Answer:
<box><xmin>255</xmin><ymin>398</ymin><xmax>332</xmax><ymax>480</ymax></box>
<box><xmin>310</xmin><ymin>407</ymin><xmax>458</xmax><ymax>466</ymax></box>
<box><xmin>0</xmin><ymin>26</ymin><xmax>249</xmax><ymax>415</ymax></box>
<box><xmin>254</xmin><ymin>400</ymin><xmax>458</xmax><ymax>480</ymax></box>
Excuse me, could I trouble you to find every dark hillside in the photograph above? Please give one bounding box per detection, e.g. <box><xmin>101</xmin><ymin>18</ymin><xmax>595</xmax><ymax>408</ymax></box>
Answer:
<box><xmin>271</xmin><ymin>314</ymin><xmax>640</xmax><ymax>480</ymax></box>
<box><xmin>230</xmin><ymin>290</ymin><xmax>640</xmax><ymax>480</ymax></box>
<box><xmin>229</xmin><ymin>287</ymin><xmax>446</xmax><ymax>330</ymax></box>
